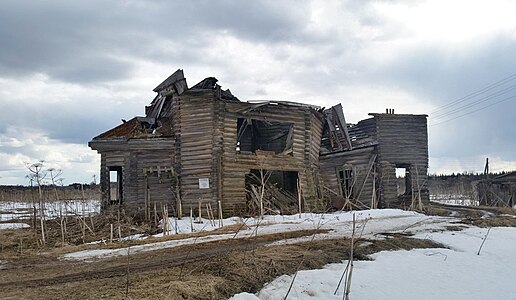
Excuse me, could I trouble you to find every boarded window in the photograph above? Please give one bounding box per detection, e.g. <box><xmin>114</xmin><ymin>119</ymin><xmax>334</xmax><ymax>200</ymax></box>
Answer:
<box><xmin>236</xmin><ymin>118</ymin><xmax>293</xmax><ymax>155</ymax></box>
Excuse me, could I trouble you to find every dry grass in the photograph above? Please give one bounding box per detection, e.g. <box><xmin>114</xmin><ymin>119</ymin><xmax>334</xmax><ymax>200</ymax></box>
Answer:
<box><xmin>424</xmin><ymin>204</ymin><xmax>516</xmax><ymax>228</ymax></box>
<box><xmin>0</xmin><ymin>233</ymin><xmax>445</xmax><ymax>300</ymax></box>
<box><xmin>5</xmin><ymin>203</ymin><xmax>513</xmax><ymax>299</ymax></box>
<box><xmin>461</xmin><ymin>216</ymin><xmax>516</xmax><ymax>228</ymax></box>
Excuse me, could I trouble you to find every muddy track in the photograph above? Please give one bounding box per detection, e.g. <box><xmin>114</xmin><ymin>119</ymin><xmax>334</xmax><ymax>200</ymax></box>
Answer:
<box><xmin>0</xmin><ymin>229</ymin><xmax>323</xmax><ymax>290</ymax></box>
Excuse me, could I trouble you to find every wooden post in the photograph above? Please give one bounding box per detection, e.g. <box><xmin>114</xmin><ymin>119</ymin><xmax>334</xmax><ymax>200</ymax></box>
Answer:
<box><xmin>110</xmin><ymin>224</ymin><xmax>113</xmax><ymax>243</ymax></box>
<box><xmin>60</xmin><ymin>217</ymin><xmax>65</xmax><ymax>245</ymax></box>
<box><xmin>218</xmin><ymin>200</ymin><xmax>223</xmax><ymax>227</ymax></box>
<box><xmin>206</xmin><ymin>203</ymin><xmax>214</xmax><ymax>226</ymax></box>
<box><xmin>344</xmin><ymin>213</ymin><xmax>356</xmax><ymax>300</ymax></box>
<box><xmin>144</xmin><ymin>174</ymin><xmax>149</xmax><ymax>221</ymax></box>
<box><xmin>177</xmin><ymin>191</ymin><xmax>182</xmax><ymax>219</ymax></box>
<box><xmin>63</xmin><ymin>217</ymin><xmax>67</xmax><ymax>238</ymax></box>
<box><xmin>371</xmin><ymin>164</ymin><xmax>376</xmax><ymax>209</ymax></box>
<box><xmin>198</xmin><ymin>200</ymin><xmax>202</xmax><ymax>223</ymax></box>
<box><xmin>259</xmin><ymin>169</ymin><xmax>265</xmax><ymax>217</ymax></box>
<box><xmin>175</xmin><ymin>175</ymin><xmax>182</xmax><ymax>219</ymax></box>
<box><xmin>163</xmin><ymin>204</ymin><xmax>168</xmax><ymax>236</ymax></box>
<box><xmin>153</xmin><ymin>202</ymin><xmax>157</xmax><ymax>227</ymax></box>
<box><xmin>297</xmin><ymin>178</ymin><xmax>302</xmax><ymax>218</ymax></box>
<box><xmin>81</xmin><ymin>217</ymin><xmax>85</xmax><ymax>244</ymax></box>
<box><xmin>90</xmin><ymin>214</ymin><xmax>95</xmax><ymax>231</ymax></box>
<box><xmin>166</xmin><ymin>205</ymin><xmax>169</xmax><ymax>235</ymax></box>
<box><xmin>190</xmin><ymin>207</ymin><xmax>194</xmax><ymax>232</ymax></box>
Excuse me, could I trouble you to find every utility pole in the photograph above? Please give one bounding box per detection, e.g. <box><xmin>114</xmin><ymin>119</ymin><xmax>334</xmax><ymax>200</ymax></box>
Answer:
<box><xmin>483</xmin><ymin>157</ymin><xmax>489</xmax><ymax>179</ymax></box>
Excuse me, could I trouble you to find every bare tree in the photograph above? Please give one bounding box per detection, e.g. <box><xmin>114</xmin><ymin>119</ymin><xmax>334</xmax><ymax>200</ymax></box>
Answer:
<box><xmin>25</xmin><ymin>161</ymin><xmax>47</xmax><ymax>245</ymax></box>
<box><xmin>48</xmin><ymin>168</ymin><xmax>63</xmax><ymax>201</ymax></box>
<box><xmin>48</xmin><ymin>168</ymin><xmax>66</xmax><ymax>245</ymax></box>
<box><xmin>25</xmin><ymin>174</ymin><xmax>37</xmax><ymax>232</ymax></box>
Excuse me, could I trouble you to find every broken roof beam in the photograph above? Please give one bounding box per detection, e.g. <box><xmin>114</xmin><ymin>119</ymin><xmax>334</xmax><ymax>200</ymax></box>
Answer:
<box><xmin>333</xmin><ymin>104</ymin><xmax>353</xmax><ymax>150</ymax></box>
<box><xmin>153</xmin><ymin>69</ymin><xmax>188</xmax><ymax>95</ymax></box>
<box><xmin>145</xmin><ymin>94</ymin><xmax>166</xmax><ymax>119</ymax></box>
<box><xmin>323</xmin><ymin>104</ymin><xmax>353</xmax><ymax>151</ymax></box>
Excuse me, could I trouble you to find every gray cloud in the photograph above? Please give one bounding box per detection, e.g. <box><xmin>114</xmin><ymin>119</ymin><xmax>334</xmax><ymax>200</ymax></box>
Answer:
<box><xmin>0</xmin><ymin>0</ymin><xmax>315</xmax><ymax>84</ymax></box>
<box><xmin>1</xmin><ymin>0</ymin><xmax>516</xmax><ymax>184</ymax></box>
<box><xmin>374</xmin><ymin>35</ymin><xmax>516</xmax><ymax>104</ymax></box>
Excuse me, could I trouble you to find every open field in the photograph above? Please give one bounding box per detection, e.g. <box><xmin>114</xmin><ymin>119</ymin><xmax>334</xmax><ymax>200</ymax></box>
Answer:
<box><xmin>0</xmin><ymin>204</ymin><xmax>515</xmax><ymax>299</ymax></box>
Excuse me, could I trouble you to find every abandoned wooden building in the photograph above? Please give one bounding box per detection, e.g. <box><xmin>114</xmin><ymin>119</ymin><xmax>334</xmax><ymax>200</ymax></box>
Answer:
<box><xmin>474</xmin><ymin>171</ymin><xmax>516</xmax><ymax>207</ymax></box>
<box><xmin>89</xmin><ymin>69</ymin><xmax>429</xmax><ymax>217</ymax></box>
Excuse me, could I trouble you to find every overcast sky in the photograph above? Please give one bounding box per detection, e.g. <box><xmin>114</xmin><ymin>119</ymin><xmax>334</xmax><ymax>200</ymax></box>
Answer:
<box><xmin>1</xmin><ymin>0</ymin><xmax>515</xmax><ymax>185</ymax></box>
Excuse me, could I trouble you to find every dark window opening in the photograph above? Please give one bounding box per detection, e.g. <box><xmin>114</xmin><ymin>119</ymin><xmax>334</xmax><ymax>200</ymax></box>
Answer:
<box><xmin>109</xmin><ymin>166</ymin><xmax>123</xmax><ymax>204</ymax></box>
<box><xmin>245</xmin><ymin>170</ymin><xmax>299</xmax><ymax>214</ymax></box>
<box><xmin>236</xmin><ymin>118</ymin><xmax>293</xmax><ymax>155</ymax></box>
<box><xmin>338</xmin><ymin>165</ymin><xmax>354</xmax><ymax>199</ymax></box>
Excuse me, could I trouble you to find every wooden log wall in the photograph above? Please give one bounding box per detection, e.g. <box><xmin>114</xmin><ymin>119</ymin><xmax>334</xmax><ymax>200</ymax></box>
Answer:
<box><xmin>219</xmin><ymin>102</ymin><xmax>321</xmax><ymax>215</ymax></box>
<box><xmin>176</xmin><ymin>91</ymin><xmax>220</xmax><ymax>213</ymax></box>
<box><xmin>371</xmin><ymin>114</ymin><xmax>429</xmax><ymax>206</ymax></box>
<box><xmin>309</xmin><ymin>112</ymin><xmax>324</xmax><ymax>166</ymax></box>
<box><xmin>319</xmin><ymin>146</ymin><xmax>377</xmax><ymax>206</ymax></box>
<box><xmin>91</xmin><ymin>138</ymin><xmax>176</xmax><ymax>216</ymax></box>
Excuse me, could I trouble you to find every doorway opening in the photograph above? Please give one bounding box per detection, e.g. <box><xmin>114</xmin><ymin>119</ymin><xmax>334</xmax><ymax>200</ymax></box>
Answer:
<box><xmin>109</xmin><ymin>166</ymin><xmax>123</xmax><ymax>204</ymax></box>
<box><xmin>395</xmin><ymin>165</ymin><xmax>411</xmax><ymax>197</ymax></box>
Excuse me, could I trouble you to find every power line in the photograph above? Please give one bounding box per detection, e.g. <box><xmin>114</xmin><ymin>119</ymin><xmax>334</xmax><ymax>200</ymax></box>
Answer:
<box><xmin>431</xmin><ymin>83</ymin><xmax>516</xmax><ymax>120</ymax></box>
<box><xmin>430</xmin><ymin>94</ymin><xmax>516</xmax><ymax>126</ymax></box>
<box><xmin>430</xmin><ymin>72</ymin><xmax>516</xmax><ymax>115</ymax></box>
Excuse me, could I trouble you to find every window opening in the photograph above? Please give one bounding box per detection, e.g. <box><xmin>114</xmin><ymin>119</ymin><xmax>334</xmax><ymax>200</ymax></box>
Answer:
<box><xmin>236</xmin><ymin>118</ymin><xmax>293</xmax><ymax>155</ymax></box>
<box><xmin>338</xmin><ymin>165</ymin><xmax>354</xmax><ymax>199</ymax></box>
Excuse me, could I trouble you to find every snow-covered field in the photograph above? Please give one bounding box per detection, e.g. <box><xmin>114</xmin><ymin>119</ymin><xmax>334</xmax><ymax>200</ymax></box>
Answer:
<box><xmin>0</xmin><ymin>222</ymin><xmax>29</xmax><ymax>230</ymax></box>
<box><xmin>430</xmin><ymin>194</ymin><xmax>479</xmax><ymax>206</ymax></box>
<box><xmin>0</xmin><ymin>199</ymin><xmax>100</xmax><ymax>222</ymax></box>
<box><xmin>61</xmin><ymin>209</ymin><xmax>452</xmax><ymax>261</ymax></box>
<box><xmin>61</xmin><ymin>208</ymin><xmax>515</xmax><ymax>300</ymax></box>
<box><xmin>231</xmin><ymin>225</ymin><xmax>516</xmax><ymax>300</ymax></box>
<box><xmin>4</xmin><ymin>204</ymin><xmax>514</xmax><ymax>299</ymax></box>
<box><xmin>230</xmin><ymin>212</ymin><xmax>516</xmax><ymax>300</ymax></box>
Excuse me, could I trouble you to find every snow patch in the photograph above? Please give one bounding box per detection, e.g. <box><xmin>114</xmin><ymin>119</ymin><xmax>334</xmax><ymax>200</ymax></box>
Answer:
<box><xmin>232</xmin><ymin>226</ymin><xmax>516</xmax><ymax>300</ymax></box>
<box><xmin>0</xmin><ymin>223</ymin><xmax>29</xmax><ymax>230</ymax></box>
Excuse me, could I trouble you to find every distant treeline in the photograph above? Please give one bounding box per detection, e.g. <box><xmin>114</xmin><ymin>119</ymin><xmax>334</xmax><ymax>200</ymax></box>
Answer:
<box><xmin>0</xmin><ymin>183</ymin><xmax>100</xmax><ymax>202</ymax></box>
<box><xmin>429</xmin><ymin>171</ymin><xmax>509</xmax><ymax>180</ymax></box>
<box><xmin>428</xmin><ymin>171</ymin><xmax>510</xmax><ymax>198</ymax></box>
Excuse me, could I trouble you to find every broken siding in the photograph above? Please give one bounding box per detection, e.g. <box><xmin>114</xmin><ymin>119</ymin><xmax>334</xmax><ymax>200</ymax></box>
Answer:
<box><xmin>476</xmin><ymin>172</ymin><xmax>516</xmax><ymax>207</ymax></box>
<box><xmin>91</xmin><ymin>138</ymin><xmax>176</xmax><ymax>214</ymax></box>
<box><xmin>348</xmin><ymin>117</ymin><xmax>377</xmax><ymax>148</ymax></box>
<box><xmin>320</xmin><ymin>146</ymin><xmax>377</xmax><ymax>206</ymax></box>
<box><xmin>135</xmin><ymin>151</ymin><xmax>176</xmax><ymax>208</ymax></box>
<box><xmin>220</xmin><ymin>102</ymin><xmax>314</xmax><ymax>214</ymax></box>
